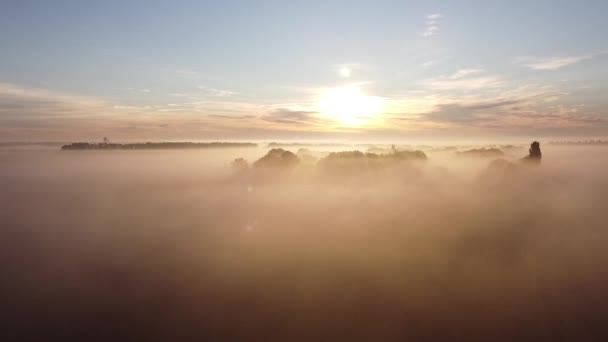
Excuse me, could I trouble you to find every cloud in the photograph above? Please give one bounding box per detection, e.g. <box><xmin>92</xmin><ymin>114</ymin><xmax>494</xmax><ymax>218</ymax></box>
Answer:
<box><xmin>0</xmin><ymin>82</ymin><xmax>266</xmax><ymax>140</ymax></box>
<box><xmin>514</xmin><ymin>55</ymin><xmax>593</xmax><ymax>70</ymax></box>
<box><xmin>423</xmin><ymin>70</ymin><xmax>503</xmax><ymax>90</ymax></box>
<box><xmin>422</xmin><ymin>26</ymin><xmax>439</xmax><ymax>38</ymax></box>
<box><xmin>1</xmin><ymin>75</ymin><xmax>605</xmax><ymax>141</ymax></box>
<box><xmin>209</xmin><ymin>114</ymin><xmax>257</xmax><ymax>120</ymax></box>
<box><xmin>0</xmin><ymin>82</ymin><xmax>106</xmax><ymax>119</ymax></box>
<box><xmin>448</xmin><ymin>69</ymin><xmax>482</xmax><ymax>79</ymax></box>
<box><xmin>425</xmin><ymin>103</ymin><xmax>493</xmax><ymax>124</ymax></box>
<box><xmin>263</xmin><ymin>108</ymin><xmax>319</xmax><ymax>125</ymax></box>
<box><xmin>421</xmin><ymin>13</ymin><xmax>443</xmax><ymax>37</ymax></box>
<box><xmin>420</xmin><ymin>90</ymin><xmax>605</xmax><ymax>129</ymax></box>
<box><xmin>127</xmin><ymin>87</ymin><xmax>152</xmax><ymax>93</ymax></box>
<box><xmin>197</xmin><ymin>86</ymin><xmax>239</xmax><ymax>97</ymax></box>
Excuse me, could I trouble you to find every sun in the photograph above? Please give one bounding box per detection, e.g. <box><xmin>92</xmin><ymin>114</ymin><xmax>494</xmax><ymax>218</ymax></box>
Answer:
<box><xmin>317</xmin><ymin>86</ymin><xmax>384</xmax><ymax>125</ymax></box>
<box><xmin>339</xmin><ymin>67</ymin><xmax>351</xmax><ymax>78</ymax></box>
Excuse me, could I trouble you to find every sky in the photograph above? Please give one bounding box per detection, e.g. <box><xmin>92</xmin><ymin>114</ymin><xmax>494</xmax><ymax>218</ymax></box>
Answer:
<box><xmin>1</xmin><ymin>0</ymin><xmax>607</xmax><ymax>142</ymax></box>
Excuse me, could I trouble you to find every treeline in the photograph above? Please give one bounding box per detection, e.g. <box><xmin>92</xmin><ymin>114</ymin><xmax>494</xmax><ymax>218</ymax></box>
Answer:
<box><xmin>232</xmin><ymin>141</ymin><xmax>543</xmax><ymax>180</ymax></box>
<box><xmin>61</xmin><ymin>142</ymin><xmax>257</xmax><ymax>150</ymax></box>
<box><xmin>0</xmin><ymin>142</ymin><xmax>66</xmax><ymax>147</ymax></box>
<box><xmin>456</xmin><ymin>147</ymin><xmax>504</xmax><ymax>158</ymax></box>
<box><xmin>232</xmin><ymin>148</ymin><xmax>428</xmax><ymax>174</ymax></box>
<box><xmin>549</xmin><ymin>139</ymin><xmax>608</xmax><ymax>145</ymax></box>
<box><xmin>267</xmin><ymin>142</ymin><xmax>367</xmax><ymax>148</ymax></box>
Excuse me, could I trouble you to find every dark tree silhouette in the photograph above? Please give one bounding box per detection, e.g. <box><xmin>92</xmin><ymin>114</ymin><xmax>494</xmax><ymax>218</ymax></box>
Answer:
<box><xmin>457</xmin><ymin>148</ymin><xmax>504</xmax><ymax>158</ymax></box>
<box><xmin>253</xmin><ymin>148</ymin><xmax>300</xmax><ymax>168</ymax></box>
<box><xmin>61</xmin><ymin>142</ymin><xmax>257</xmax><ymax>150</ymax></box>
<box><xmin>529</xmin><ymin>141</ymin><xmax>541</xmax><ymax>159</ymax></box>
<box><xmin>521</xmin><ymin>141</ymin><xmax>542</xmax><ymax>164</ymax></box>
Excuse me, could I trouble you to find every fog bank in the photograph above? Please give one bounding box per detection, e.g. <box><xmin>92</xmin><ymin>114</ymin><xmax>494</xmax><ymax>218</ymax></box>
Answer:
<box><xmin>2</xmin><ymin>144</ymin><xmax>608</xmax><ymax>341</ymax></box>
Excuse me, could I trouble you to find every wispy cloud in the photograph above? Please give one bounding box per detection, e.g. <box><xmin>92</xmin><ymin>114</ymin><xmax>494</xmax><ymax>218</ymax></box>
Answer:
<box><xmin>209</xmin><ymin>114</ymin><xmax>257</xmax><ymax>120</ymax></box>
<box><xmin>382</xmin><ymin>80</ymin><xmax>606</xmax><ymax>132</ymax></box>
<box><xmin>422</xmin><ymin>69</ymin><xmax>503</xmax><ymax>90</ymax></box>
<box><xmin>127</xmin><ymin>87</ymin><xmax>152</xmax><ymax>94</ymax></box>
<box><xmin>0</xmin><ymin>81</ymin><xmax>266</xmax><ymax>140</ymax></box>
<box><xmin>262</xmin><ymin>108</ymin><xmax>319</xmax><ymax>125</ymax></box>
<box><xmin>197</xmin><ymin>86</ymin><xmax>239</xmax><ymax>97</ymax></box>
<box><xmin>514</xmin><ymin>55</ymin><xmax>593</xmax><ymax>70</ymax></box>
<box><xmin>1</xmin><ymin>75</ymin><xmax>605</xmax><ymax>140</ymax></box>
<box><xmin>423</xmin><ymin>89</ymin><xmax>604</xmax><ymax>129</ymax></box>
<box><xmin>448</xmin><ymin>69</ymin><xmax>482</xmax><ymax>79</ymax></box>
<box><xmin>0</xmin><ymin>82</ymin><xmax>106</xmax><ymax>119</ymax></box>
<box><xmin>421</xmin><ymin>13</ymin><xmax>443</xmax><ymax>38</ymax></box>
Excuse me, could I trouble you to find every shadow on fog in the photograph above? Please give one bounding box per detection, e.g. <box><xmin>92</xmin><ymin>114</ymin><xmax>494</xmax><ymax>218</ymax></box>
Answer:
<box><xmin>3</xmin><ymin>141</ymin><xmax>608</xmax><ymax>341</ymax></box>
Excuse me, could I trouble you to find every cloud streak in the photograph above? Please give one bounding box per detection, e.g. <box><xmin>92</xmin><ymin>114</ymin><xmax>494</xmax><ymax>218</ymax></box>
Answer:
<box><xmin>0</xmin><ymin>82</ymin><xmax>107</xmax><ymax>119</ymax></box>
<box><xmin>421</xmin><ymin>13</ymin><xmax>443</xmax><ymax>38</ymax></box>
<box><xmin>262</xmin><ymin>108</ymin><xmax>319</xmax><ymax>125</ymax></box>
<box><xmin>422</xmin><ymin>69</ymin><xmax>503</xmax><ymax>90</ymax></box>
<box><xmin>419</xmin><ymin>90</ymin><xmax>605</xmax><ymax>129</ymax></box>
<box><xmin>197</xmin><ymin>86</ymin><xmax>239</xmax><ymax>97</ymax></box>
<box><xmin>514</xmin><ymin>54</ymin><xmax>594</xmax><ymax>70</ymax></box>
<box><xmin>0</xmin><ymin>74</ymin><xmax>605</xmax><ymax>141</ymax></box>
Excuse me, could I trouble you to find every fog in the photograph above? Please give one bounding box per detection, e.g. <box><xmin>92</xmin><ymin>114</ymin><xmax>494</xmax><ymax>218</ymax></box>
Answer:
<box><xmin>3</xmin><ymin>143</ymin><xmax>608</xmax><ymax>341</ymax></box>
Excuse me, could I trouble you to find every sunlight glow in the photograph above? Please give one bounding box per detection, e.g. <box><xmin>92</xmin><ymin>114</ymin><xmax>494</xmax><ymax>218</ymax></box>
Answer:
<box><xmin>340</xmin><ymin>67</ymin><xmax>351</xmax><ymax>78</ymax></box>
<box><xmin>318</xmin><ymin>86</ymin><xmax>384</xmax><ymax>125</ymax></box>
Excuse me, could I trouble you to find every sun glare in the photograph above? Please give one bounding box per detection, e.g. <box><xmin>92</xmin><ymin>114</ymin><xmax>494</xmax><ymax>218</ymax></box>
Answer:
<box><xmin>340</xmin><ymin>67</ymin><xmax>351</xmax><ymax>77</ymax></box>
<box><xmin>318</xmin><ymin>86</ymin><xmax>384</xmax><ymax>125</ymax></box>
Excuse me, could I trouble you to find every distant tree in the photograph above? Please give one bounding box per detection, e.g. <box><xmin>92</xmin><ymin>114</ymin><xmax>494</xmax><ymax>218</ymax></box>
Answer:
<box><xmin>456</xmin><ymin>148</ymin><xmax>504</xmax><ymax>158</ymax></box>
<box><xmin>231</xmin><ymin>158</ymin><xmax>249</xmax><ymax>174</ymax></box>
<box><xmin>253</xmin><ymin>149</ymin><xmax>300</xmax><ymax>169</ymax></box>
<box><xmin>520</xmin><ymin>141</ymin><xmax>542</xmax><ymax>164</ymax></box>
<box><xmin>529</xmin><ymin>141</ymin><xmax>541</xmax><ymax>159</ymax></box>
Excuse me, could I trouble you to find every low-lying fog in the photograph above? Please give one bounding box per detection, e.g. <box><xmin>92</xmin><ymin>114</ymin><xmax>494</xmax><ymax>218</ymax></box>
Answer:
<box><xmin>3</xmin><ymin>143</ymin><xmax>608</xmax><ymax>341</ymax></box>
